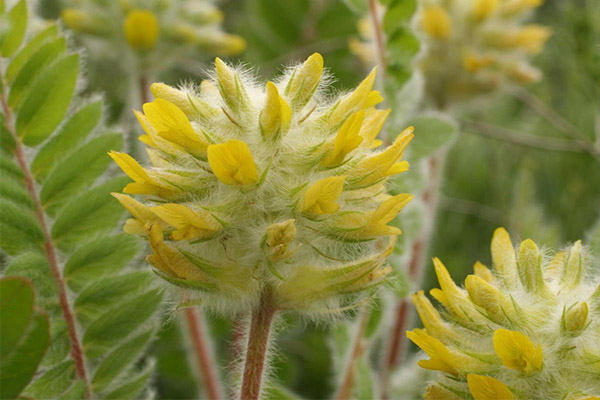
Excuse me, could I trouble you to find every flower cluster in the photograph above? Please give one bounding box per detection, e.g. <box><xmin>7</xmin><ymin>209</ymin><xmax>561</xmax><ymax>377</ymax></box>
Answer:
<box><xmin>408</xmin><ymin>228</ymin><xmax>600</xmax><ymax>399</ymax></box>
<box><xmin>416</xmin><ymin>0</ymin><xmax>551</xmax><ymax>107</ymax></box>
<box><xmin>109</xmin><ymin>54</ymin><xmax>414</xmax><ymax>315</ymax></box>
<box><xmin>61</xmin><ymin>0</ymin><xmax>245</xmax><ymax>57</ymax></box>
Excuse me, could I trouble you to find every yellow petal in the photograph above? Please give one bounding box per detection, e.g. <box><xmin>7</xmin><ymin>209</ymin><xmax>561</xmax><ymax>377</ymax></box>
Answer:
<box><xmin>467</xmin><ymin>374</ymin><xmax>514</xmax><ymax>400</ymax></box>
<box><xmin>150</xmin><ymin>83</ymin><xmax>218</xmax><ymax>120</ymax></box>
<box><xmin>143</xmin><ymin>98</ymin><xmax>207</xmax><ymax>157</ymax></box>
<box><xmin>465</xmin><ymin>275</ymin><xmax>512</xmax><ymax>323</ymax></box>
<box><xmin>360</xmin><ymin>109</ymin><xmax>390</xmax><ymax>144</ymax></box>
<box><xmin>561</xmin><ymin>240</ymin><xmax>583</xmax><ymax>289</ymax></box>
<box><xmin>152</xmin><ymin>203</ymin><xmax>221</xmax><ymax>240</ymax></box>
<box><xmin>421</xmin><ymin>6</ymin><xmax>452</xmax><ymax>39</ymax></box>
<box><xmin>424</xmin><ymin>385</ymin><xmax>462</xmax><ymax>400</ymax></box>
<box><xmin>123</xmin><ymin>9</ymin><xmax>159</xmax><ymax>51</ymax></box>
<box><xmin>493</xmin><ymin>329</ymin><xmax>543</xmax><ymax>374</ymax></box>
<box><xmin>260</xmin><ymin>81</ymin><xmax>291</xmax><ymax>138</ymax></box>
<box><xmin>328</xmin><ymin>68</ymin><xmax>377</xmax><ymax>127</ymax></box>
<box><xmin>207</xmin><ymin>140</ymin><xmax>258</xmax><ymax>186</ymax></box>
<box><xmin>108</xmin><ymin>151</ymin><xmax>152</xmax><ymax>183</ymax></box>
<box><xmin>412</xmin><ymin>290</ymin><xmax>456</xmax><ymax>340</ymax></box>
<box><xmin>369</xmin><ymin>193</ymin><xmax>413</xmax><ymax>225</ymax></box>
<box><xmin>406</xmin><ymin>329</ymin><xmax>459</xmax><ymax>375</ymax></box>
<box><xmin>474</xmin><ymin>261</ymin><xmax>494</xmax><ymax>283</ymax></box>
<box><xmin>491</xmin><ymin>228</ymin><xmax>517</xmax><ymax>286</ymax></box>
<box><xmin>320</xmin><ymin>110</ymin><xmax>365</xmax><ymax>167</ymax></box>
<box><xmin>215</xmin><ymin>57</ymin><xmax>249</xmax><ymax>113</ymax></box>
<box><xmin>300</xmin><ymin>176</ymin><xmax>346</xmax><ymax>216</ymax></box>
<box><xmin>512</xmin><ymin>25</ymin><xmax>552</xmax><ymax>53</ymax></box>
<box><xmin>285</xmin><ymin>52</ymin><xmax>323</xmax><ymax>108</ymax></box>
<box><xmin>473</xmin><ymin>0</ymin><xmax>499</xmax><ymax>20</ymax></box>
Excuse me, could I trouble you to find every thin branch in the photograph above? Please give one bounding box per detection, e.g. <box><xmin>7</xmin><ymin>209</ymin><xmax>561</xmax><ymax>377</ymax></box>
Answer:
<box><xmin>183</xmin><ymin>308</ymin><xmax>224</xmax><ymax>400</ymax></box>
<box><xmin>1</xmin><ymin>88</ymin><xmax>91</xmax><ymax>397</ymax></box>
<box><xmin>368</xmin><ymin>0</ymin><xmax>387</xmax><ymax>76</ymax></box>
<box><xmin>463</xmin><ymin>119</ymin><xmax>597</xmax><ymax>156</ymax></box>
<box><xmin>335</xmin><ymin>307</ymin><xmax>370</xmax><ymax>400</ymax></box>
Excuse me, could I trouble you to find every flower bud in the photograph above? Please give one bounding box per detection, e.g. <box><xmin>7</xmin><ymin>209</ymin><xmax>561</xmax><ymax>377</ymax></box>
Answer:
<box><xmin>123</xmin><ymin>9</ymin><xmax>159</xmax><ymax>52</ymax></box>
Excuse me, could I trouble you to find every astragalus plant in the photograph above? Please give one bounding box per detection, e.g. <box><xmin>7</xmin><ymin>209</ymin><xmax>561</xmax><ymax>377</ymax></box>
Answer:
<box><xmin>409</xmin><ymin>228</ymin><xmax>600</xmax><ymax>399</ymax></box>
<box><xmin>109</xmin><ymin>53</ymin><xmax>414</xmax><ymax>398</ymax></box>
<box><xmin>416</xmin><ymin>0</ymin><xmax>551</xmax><ymax>108</ymax></box>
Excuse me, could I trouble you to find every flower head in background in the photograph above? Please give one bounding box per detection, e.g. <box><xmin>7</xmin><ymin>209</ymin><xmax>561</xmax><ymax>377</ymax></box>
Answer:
<box><xmin>408</xmin><ymin>228</ymin><xmax>600</xmax><ymax>399</ymax></box>
<box><xmin>416</xmin><ymin>0</ymin><xmax>551</xmax><ymax>108</ymax></box>
<box><xmin>109</xmin><ymin>54</ymin><xmax>414</xmax><ymax>315</ymax></box>
<box><xmin>61</xmin><ymin>0</ymin><xmax>245</xmax><ymax>66</ymax></box>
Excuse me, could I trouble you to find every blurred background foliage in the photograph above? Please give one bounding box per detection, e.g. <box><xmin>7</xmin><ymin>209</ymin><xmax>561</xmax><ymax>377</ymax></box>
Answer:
<box><xmin>27</xmin><ymin>0</ymin><xmax>600</xmax><ymax>398</ymax></box>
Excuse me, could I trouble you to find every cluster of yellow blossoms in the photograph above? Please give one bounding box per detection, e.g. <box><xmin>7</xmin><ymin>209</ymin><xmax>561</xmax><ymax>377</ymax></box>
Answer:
<box><xmin>409</xmin><ymin>228</ymin><xmax>600</xmax><ymax>399</ymax></box>
<box><xmin>109</xmin><ymin>54</ymin><xmax>414</xmax><ymax>313</ymax></box>
<box><xmin>417</xmin><ymin>0</ymin><xmax>551</xmax><ymax>107</ymax></box>
<box><xmin>62</xmin><ymin>0</ymin><xmax>245</xmax><ymax>55</ymax></box>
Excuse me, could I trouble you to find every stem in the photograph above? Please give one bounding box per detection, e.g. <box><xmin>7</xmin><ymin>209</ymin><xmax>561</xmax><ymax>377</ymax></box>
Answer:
<box><xmin>1</xmin><ymin>89</ymin><xmax>91</xmax><ymax>397</ymax></box>
<box><xmin>139</xmin><ymin>73</ymin><xmax>150</xmax><ymax>104</ymax></box>
<box><xmin>368</xmin><ymin>0</ymin><xmax>387</xmax><ymax>75</ymax></box>
<box><xmin>183</xmin><ymin>308</ymin><xmax>224</xmax><ymax>400</ymax></box>
<box><xmin>379</xmin><ymin>153</ymin><xmax>445</xmax><ymax>398</ymax></box>
<box><xmin>335</xmin><ymin>307</ymin><xmax>370</xmax><ymax>400</ymax></box>
<box><xmin>240</xmin><ymin>291</ymin><xmax>277</xmax><ymax>400</ymax></box>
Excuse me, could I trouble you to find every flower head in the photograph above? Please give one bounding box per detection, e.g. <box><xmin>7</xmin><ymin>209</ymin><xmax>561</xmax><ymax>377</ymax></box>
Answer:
<box><xmin>408</xmin><ymin>228</ymin><xmax>600</xmax><ymax>399</ymax></box>
<box><xmin>416</xmin><ymin>0</ymin><xmax>551</xmax><ymax>107</ymax></box>
<box><xmin>110</xmin><ymin>54</ymin><xmax>414</xmax><ymax>315</ymax></box>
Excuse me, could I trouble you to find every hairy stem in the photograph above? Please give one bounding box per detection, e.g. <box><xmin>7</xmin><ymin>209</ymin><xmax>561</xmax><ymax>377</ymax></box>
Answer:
<box><xmin>368</xmin><ymin>0</ymin><xmax>387</xmax><ymax>75</ymax></box>
<box><xmin>1</xmin><ymin>88</ymin><xmax>91</xmax><ymax>397</ymax></box>
<box><xmin>240</xmin><ymin>291</ymin><xmax>276</xmax><ymax>400</ymax></box>
<box><xmin>379</xmin><ymin>153</ymin><xmax>445</xmax><ymax>398</ymax></box>
<box><xmin>183</xmin><ymin>308</ymin><xmax>224</xmax><ymax>400</ymax></box>
<box><xmin>335</xmin><ymin>307</ymin><xmax>370</xmax><ymax>400</ymax></box>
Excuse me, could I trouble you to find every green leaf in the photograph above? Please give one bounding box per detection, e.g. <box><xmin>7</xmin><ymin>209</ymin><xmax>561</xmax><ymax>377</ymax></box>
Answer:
<box><xmin>23</xmin><ymin>360</ymin><xmax>75</xmax><ymax>399</ymax></box>
<box><xmin>83</xmin><ymin>289</ymin><xmax>162</xmax><ymax>357</ymax></box>
<box><xmin>364</xmin><ymin>297</ymin><xmax>382</xmax><ymax>338</ymax></box>
<box><xmin>383</xmin><ymin>0</ymin><xmax>416</xmax><ymax>35</ymax></box>
<box><xmin>52</xmin><ymin>177</ymin><xmax>129</xmax><ymax>249</ymax></box>
<box><xmin>0</xmin><ymin>200</ymin><xmax>44</xmax><ymax>255</ymax></box>
<box><xmin>353</xmin><ymin>359</ymin><xmax>375</xmax><ymax>400</ymax></box>
<box><xmin>0</xmin><ymin>175</ymin><xmax>34</xmax><ymax>209</ymax></box>
<box><xmin>31</xmin><ymin>101</ymin><xmax>103</xmax><ymax>181</ymax></box>
<box><xmin>75</xmin><ymin>271</ymin><xmax>152</xmax><ymax>320</ymax></box>
<box><xmin>8</xmin><ymin>37</ymin><xmax>67</xmax><ymax>109</ymax></box>
<box><xmin>5</xmin><ymin>24</ymin><xmax>58</xmax><ymax>82</ymax></box>
<box><xmin>0</xmin><ymin>152</ymin><xmax>24</xmax><ymax>182</ymax></box>
<box><xmin>0</xmin><ymin>277</ymin><xmax>50</xmax><ymax>400</ymax></box>
<box><xmin>0</xmin><ymin>0</ymin><xmax>27</xmax><ymax>57</ymax></box>
<box><xmin>0</xmin><ymin>277</ymin><xmax>34</xmax><ymax>359</ymax></box>
<box><xmin>58</xmin><ymin>380</ymin><xmax>87</xmax><ymax>400</ymax></box>
<box><xmin>341</xmin><ymin>0</ymin><xmax>367</xmax><ymax>14</ymax></box>
<box><xmin>40</xmin><ymin>133</ymin><xmax>123</xmax><ymax>214</ymax></box>
<box><xmin>64</xmin><ymin>234</ymin><xmax>138</xmax><ymax>291</ymax></box>
<box><xmin>16</xmin><ymin>54</ymin><xmax>79</xmax><ymax>146</ymax></box>
<box><xmin>5</xmin><ymin>253</ymin><xmax>56</xmax><ymax>305</ymax></box>
<box><xmin>91</xmin><ymin>330</ymin><xmax>153</xmax><ymax>390</ymax></box>
<box><xmin>103</xmin><ymin>363</ymin><xmax>153</xmax><ymax>400</ymax></box>
<box><xmin>406</xmin><ymin>113</ymin><xmax>457</xmax><ymax>160</ymax></box>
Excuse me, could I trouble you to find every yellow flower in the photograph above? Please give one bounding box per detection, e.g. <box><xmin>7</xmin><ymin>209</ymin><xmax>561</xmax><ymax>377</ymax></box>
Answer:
<box><xmin>467</xmin><ymin>374</ymin><xmax>514</xmax><ymax>400</ymax></box>
<box><xmin>508</xmin><ymin>25</ymin><xmax>552</xmax><ymax>53</ymax></box>
<box><xmin>151</xmin><ymin>204</ymin><xmax>221</xmax><ymax>240</ymax></box>
<box><xmin>300</xmin><ymin>176</ymin><xmax>346</xmax><ymax>216</ymax></box>
<box><xmin>260</xmin><ymin>82</ymin><xmax>291</xmax><ymax>138</ymax></box>
<box><xmin>327</xmin><ymin>68</ymin><xmax>380</xmax><ymax>127</ymax></box>
<box><xmin>285</xmin><ymin>53</ymin><xmax>324</xmax><ymax>109</ymax></box>
<box><xmin>320</xmin><ymin>110</ymin><xmax>365</xmax><ymax>167</ymax></box>
<box><xmin>123</xmin><ymin>9</ymin><xmax>159</xmax><ymax>52</ymax></box>
<box><xmin>141</xmin><ymin>98</ymin><xmax>208</xmax><ymax>157</ymax></box>
<box><xmin>465</xmin><ymin>274</ymin><xmax>514</xmax><ymax>324</ymax></box>
<box><xmin>493</xmin><ymin>329</ymin><xmax>543</xmax><ymax>374</ymax></box>
<box><xmin>108</xmin><ymin>151</ymin><xmax>175</xmax><ymax>196</ymax></box>
<box><xmin>207</xmin><ymin>140</ymin><xmax>258</xmax><ymax>186</ymax></box>
<box><xmin>421</xmin><ymin>6</ymin><xmax>452</xmax><ymax>39</ymax></box>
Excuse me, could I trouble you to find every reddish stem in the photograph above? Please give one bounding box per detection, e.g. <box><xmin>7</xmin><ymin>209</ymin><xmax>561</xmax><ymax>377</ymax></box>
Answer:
<box><xmin>368</xmin><ymin>0</ymin><xmax>387</xmax><ymax>75</ymax></box>
<box><xmin>183</xmin><ymin>308</ymin><xmax>224</xmax><ymax>400</ymax></box>
<box><xmin>240</xmin><ymin>291</ymin><xmax>276</xmax><ymax>400</ymax></box>
<box><xmin>1</xmin><ymin>92</ymin><xmax>91</xmax><ymax>397</ymax></box>
<box><xmin>335</xmin><ymin>307</ymin><xmax>370</xmax><ymax>400</ymax></box>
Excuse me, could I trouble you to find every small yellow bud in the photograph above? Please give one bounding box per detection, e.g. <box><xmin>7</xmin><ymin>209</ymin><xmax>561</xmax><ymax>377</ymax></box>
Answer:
<box><xmin>142</xmin><ymin>99</ymin><xmax>208</xmax><ymax>157</ymax></box>
<box><xmin>320</xmin><ymin>110</ymin><xmax>364</xmax><ymax>167</ymax></box>
<box><xmin>62</xmin><ymin>9</ymin><xmax>106</xmax><ymax>35</ymax></box>
<box><xmin>517</xmin><ymin>239</ymin><xmax>546</xmax><ymax>293</ymax></box>
<box><xmin>561</xmin><ymin>240</ymin><xmax>583</xmax><ymax>289</ymax></box>
<box><xmin>465</xmin><ymin>275</ymin><xmax>513</xmax><ymax>323</ymax></box>
<box><xmin>300</xmin><ymin>176</ymin><xmax>346</xmax><ymax>216</ymax></box>
<box><xmin>206</xmin><ymin>140</ymin><xmax>258</xmax><ymax>186</ymax></box>
<box><xmin>473</xmin><ymin>261</ymin><xmax>495</xmax><ymax>283</ymax></box>
<box><xmin>563</xmin><ymin>302</ymin><xmax>589</xmax><ymax>333</ymax></box>
<box><xmin>212</xmin><ymin>34</ymin><xmax>246</xmax><ymax>56</ymax></box>
<box><xmin>111</xmin><ymin>193</ymin><xmax>169</xmax><ymax>234</ymax></box>
<box><xmin>467</xmin><ymin>374</ymin><xmax>514</xmax><ymax>400</ymax></box>
<box><xmin>493</xmin><ymin>329</ymin><xmax>543</xmax><ymax>375</ymax></box>
<box><xmin>151</xmin><ymin>204</ymin><xmax>221</xmax><ymax>241</ymax></box>
<box><xmin>433</xmin><ymin>258</ymin><xmax>480</xmax><ymax>322</ymax></box>
<box><xmin>473</xmin><ymin>0</ymin><xmax>499</xmax><ymax>21</ymax></box>
<box><xmin>108</xmin><ymin>151</ymin><xmax>174</xmax><ymax>196</ymax></box>
<box><xmin>421</xmin><ymin>6</ymin><xmax>452</xmax><ymax>39</ymax></box>
<box><xmin>215</xmin><ymin>57</ymin><xmax>249</xmax><ymax>115</ymax></box>
<box><xmin>285</xmin><ymin>52</ymin><xmax>324</xmax><ymax>109</ymax></box>
<box><xmin>265</xmin><ymin>219</ymin><xmax>298</xmax><ymax>263</ymax></box>
<box><xmin>260</xmin><ymin>82</ymin><xmax>291</xmax><ymax>138</ymax></box>
<box><xmin>491</xmin><ymin>227</ymin><xmax>517</xmax><ymax>287</ymax></box>
<box><xmin>412</xmin><ymin>290</ymin><xmax>457</xmax><ymax>340</ymax></box>
<box><xmin>150</xmin><ymin>83</ymin><xmax>218</xmax><ymax>120</ymax></box>
<box><xmin>123</xmin><ymin>9</ymin><xmax>159</xmax><ymax>52</ymax></box>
